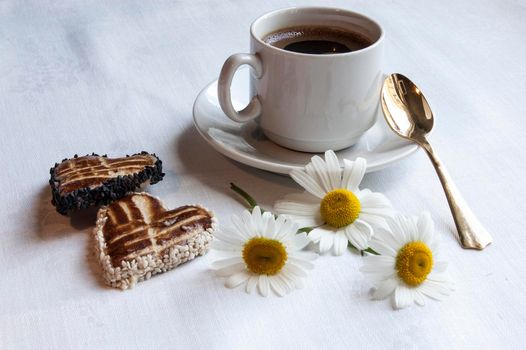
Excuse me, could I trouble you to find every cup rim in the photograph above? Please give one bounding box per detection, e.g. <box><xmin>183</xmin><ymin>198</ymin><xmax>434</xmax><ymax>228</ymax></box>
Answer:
<box><xmin>250</xmin><ymin>6</ymin><xmax>384</xmax><ymax>58</ymax></box>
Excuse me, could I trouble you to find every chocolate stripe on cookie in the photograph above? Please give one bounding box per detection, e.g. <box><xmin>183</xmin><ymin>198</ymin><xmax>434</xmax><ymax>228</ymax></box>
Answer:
<box><xmin>93</xmin><ymin>193</ymin><xmax>215</xmax><ymax>289</ymax></box>
<box><xmin>57</xmin><ymin>165</ymin><xmax>149</xmax><ymax>181</ymax></box>
<box><xmin>56</xmin><ymin>157</ymin><xmax>154</xmax><ymax>175</ymax></box>
<box><xmin>101</xmin><ymin>197</ymin><xmax>211</xmax><ymax>265</ymax></box>
<box><xmin>54</xmin><ymin>154</ymin><xmax>156</xmax><ymax>194</ymax></box>
<box><xmin>50</xmin><ymin>152</ymin><xmax>164</xmax><ymax>215</ymax></box>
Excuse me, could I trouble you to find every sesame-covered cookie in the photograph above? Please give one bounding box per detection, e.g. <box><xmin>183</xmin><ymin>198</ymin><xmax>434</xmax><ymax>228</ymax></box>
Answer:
<box><xmin>93</xmin><ymin>193</ymin><xmax>215</xmax><ymax>290</ymax></box>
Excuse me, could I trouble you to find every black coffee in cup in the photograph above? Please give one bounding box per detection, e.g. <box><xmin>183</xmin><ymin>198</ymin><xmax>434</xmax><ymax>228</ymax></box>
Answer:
<box><xmin>263</xmin><ymin>26</ymin><xmax>372</xmax><ymax>54</ymax></box>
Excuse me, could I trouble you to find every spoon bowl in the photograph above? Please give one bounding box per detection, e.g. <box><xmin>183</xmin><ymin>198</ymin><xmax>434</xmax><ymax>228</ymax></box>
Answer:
<box><xmin>382</xmin><ymin>73</ymin><xmax>434</xmax><ymax>140</ymax></box>
<box><xmin>381</xmin><ymin>73</ymin><xmax>492</xmax><ymax>250</ymax></box>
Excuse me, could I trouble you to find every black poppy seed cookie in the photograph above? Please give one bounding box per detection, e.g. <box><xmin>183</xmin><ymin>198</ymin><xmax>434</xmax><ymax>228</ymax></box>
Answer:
<box><xmin>49</xmin><ymin>152</ymin><xmax>164</xmax><ymax>215</ymax></box>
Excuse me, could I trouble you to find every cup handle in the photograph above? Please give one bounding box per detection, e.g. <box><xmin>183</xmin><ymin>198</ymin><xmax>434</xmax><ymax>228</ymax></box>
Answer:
<box><xmin>218</xmin><ymin>53</ymin><xmax>263</xmax><ymax>123</ymax></box>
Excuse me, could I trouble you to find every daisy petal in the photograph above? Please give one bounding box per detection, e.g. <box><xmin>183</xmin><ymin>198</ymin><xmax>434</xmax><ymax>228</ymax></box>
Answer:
<box><xmin>371</xmin><ymin>227</ymin><xmax>405</xmax><ymax>252</ymax></box>
<box><xmin>281</xmin><ymin>269</ymin><xmax>304</xmax><ymax>289</ymax></box>
<box><xmin>304</xmin><ymin>163</ymin><xmax>319</xmax><ymax>187</ymax></box>
<box><xmin>281</xmin><ymin>191</ymin><xmax>321</xmax><ymax>204</ymax></box>
<box><xmin>292</xmin><ymin>233</ymin><xmax>311</xmax><ymax>250</ymax></box>
<box><xmin>281</xmin><ymin>215</ymin><xmax>323</xmax><ymax>228</ymax></box>
<box><xmin>319</xmin><ymin>231</ymin><xmax>335</xmax><ymax>253</ymax></box>
<box><xmin>214</xmin><ymin>230</ymin><xmax>245</xmax><ymax>245</ymax></box>
<box><xmin>275</xmin><ymin>218</ymin><xmax>297</xmax><ymax>241</ymax></box>
<box><xmin>285</xmin><ymin>262</ymin><xmax>308</xmax><ymax>277</ymax></box>
<box><xmin>274</xmin><ymin>200</ymin><xmax>320</xmax><ymax>217</ymax></box>
<box><xmin>240</xmin><ymin>210</ymin><xmax>257</xmax><ymax>237</ymax></box>
<box><xmin>290</xmin><ymin>169</ymin><xmax>326</xmax><ymax>198</ymax></box>
<box><xmin>407</xmin><ymin>216</ymin><xmax>420</xmax><ymax>242</ymax></box>
<box><xmin>426</xmin><ymin>274</ymin><xmax>454</xmax><ymax>289</ymax></box>
<box><xmin>269</xmin><ymin>276</ymin><xmax>287</xmax><ymax>297</ymax></box>
<box><xmin>324</xmin><ymin>150</ymin><xmax>342</xmax><ymax>190</ymax></box>
<box><xmin>291</xmin><ymin>250</ymin><xmax>318</xmax><ymax>261</ymax></box>
<box><xmin>355</xmin><ymin>219</ymin><xmax>374</xmax><ymax>237</ymax></box>
<box><xmin>357</xmin><ymin>213</ymin><xmax>388</xmax><ymax>229</ymax></box>
<box><xmin>342</xmin><ymin>157</ymin><xmax>366</xmax><ymax>191</ymax></box>
<box><xmin>246</xmin><ymin>276</ymin><xmax>258</xmax><ymax>294</ymax></box>
<box><xmin>287</xmin><ymin>222</ymin><xmax>301</xmax><ymax>240</ymax></box>
<box><xmin>345</xmin><ymin>225</ymin><xmax>367</xmax><ymax>251</ymax></box>
<box><xmin>372</xmin><ymin>278</ymin><xmax>397</xmax><ymax>300</ymax></box>
<box><xmin>368</xmin><ymin>239</ymin><xmax>397</xmax><ymax>256</ymax></box>
<box><xmin>433</xmin><ymin>261</ymin><xmax>448</xmax><ymax>273</ymax></box>
<box><xmin>212</xmin><ymin>257</ymin><xmax>243</xmax><ymax>269</ymax></box>
<box><xmin>307</xmin><ymin>227</ymin><xmax>323</xmax><ymax>243</ymax></box>
<box><xmin>251</xmin><ymin>206</ymin><xmax>263</xmax><ymax>232</ymax></box>
<box><xmin>258</xmin><ymin>275</ymin><xmax>270</xmax><ymax>297</ymax></box>
<box><xmin>341</xmin><ymin>160</ymin><xmax>353</xmax><ymax>191</ymax></box>
<box><xmin>311</xmin><ymin>155</ymin><xmax>333</xmax><ymax>193</ymax></box>
<box><xmin>288</xmin><ymin>256</ymin><xmax>315</xmax><ymax>270</ymax></box>
<box><xmin>385</xmin><ymin>216</ymin><xmax>408</xmax><ymax>243</ymax></box>
<box><xmin>259</xmin><ymin>211</ymin><xmax>275</xmax><ymax>238</ymax></box>
<box><xmin>210</xmin><ymin>240</ymin><xmax>240</xmax><ymax>252</ymax></box>
<box><xmin>276</xmin><ymin>274</ymin><xmax>293</xmax><ymax>294</ymax></box>
<box><xmin>271</xmin><ymin>215</ymin><xmax>286</xmax><ymax>239</ymax></box>
<box><xmin>215</xmin><ymin>262</ymin><xmax>246</xmax><ymax>277</ymax></box>
<box><xmin>333</xmin><ymin>232</ymin><xmax>348</xmax><ymax>255</ymax></box>
<box><xmin>345</xmin><ymin>220</ymin><xmax>372</xmax><ymax>251</ymax></box>
<box><xmin>360</xmin><ymin>192</ymin><xmax>392</xmax><ymax>209</ymax></box>
<box><xmin>211</xmin><ymin>250</ymin><xmax>240</xmax><ymax>258</ymax></box>
<box><xmin>225</xmin><ymin>271</ymin><xmax>250</xmax><ymax>289</ymax></box>
<box><xmin>419</xmin><ymin>282</ymin><xmax>447</xmax><ymax>300</ymax></box>
<box><xmin>417</xmin><ymin>211</ymin><xmax>434</xmax><ymax>244</ymax></box>
<box><xmin>231</xmin><ymin>215</ymin><xmax>252</xmax><ymax>240</ymax></box>
<box><xmin>396</xmin><ymin>214</ymin><xmax>418</xmax><ymax>242</ymax></box>
<box><xmin>361</xmin><ymin>266</ymin><xmax>396</xmax><ymax>283</ymax></box>
<box><xmin>292</xmin><ymin>276</ymin><xmax>305</xmax><ymax>289</ymax></box>
<box><xmin>360</xmin><ymin>255</ymin><xmax>395</xmax><ymax>273</ymax></box>
<box><xmin>278</xmin><ymin>273</ymin><xmax>294</xmax><ymax>290</ymax></box>
<box><xmin>394</xmin><ymin>286</ymin><xmax>414</xmax><ymax>309</ymax></box>
<box><xmin>360</xmin><ymin>207</ymin><xmax>395</xmax><ymax>218</ymax></box>
<box><xmin>414</xmin><ymin>290</ymin><xmax>426</xmax><ymax>306</ymax></box>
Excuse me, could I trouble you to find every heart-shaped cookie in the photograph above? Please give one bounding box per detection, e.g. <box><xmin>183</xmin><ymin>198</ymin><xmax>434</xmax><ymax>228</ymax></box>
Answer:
<box><xmin>93</xmin><ymin>193</ymin><xmax>215</xmax><ymax>290</ymax></box>
<box><xmin>50</xmin><ymin>152</ymin><xmax>164</xmax><ymax>215</ymax></box>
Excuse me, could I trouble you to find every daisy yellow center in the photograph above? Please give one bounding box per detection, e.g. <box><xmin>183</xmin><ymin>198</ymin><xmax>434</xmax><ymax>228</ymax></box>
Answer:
<box><xmin>242</xmin><ymin>237</ymin><xmax>287</xmax><ymax>275</ymax></box>
<box><xmin>396</xmin><ymin>241</ymin><xmax>434</xmax><ymax>287</ymax></box>
<box><xmin>320</xmin><ymin>189</ymin><xmax>361</xmax><ymax>228</ymax></box>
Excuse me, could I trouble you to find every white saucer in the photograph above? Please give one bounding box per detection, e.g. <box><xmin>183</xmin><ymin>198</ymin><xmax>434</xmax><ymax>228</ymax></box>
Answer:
<box><xmin>192</xmin><ymin>69</ymin><xmax>418</xmax><ymax>175</ymax></box>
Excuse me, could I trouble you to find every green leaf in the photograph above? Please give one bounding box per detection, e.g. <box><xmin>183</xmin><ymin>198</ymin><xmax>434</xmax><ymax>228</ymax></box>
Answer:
<box><xmin>297</xmin><ymin>227</ymin><xmax>314</xmax><ymax>234</ymax></box>
<box><xmin>361</xmin><ymin>247</ymin><xmax>380</xmax><ymax>256</ymax></box>
<box><xmin>348</xmin><ymin>242</ymin><xmax>380</xmax><ymax>256</ymax></box>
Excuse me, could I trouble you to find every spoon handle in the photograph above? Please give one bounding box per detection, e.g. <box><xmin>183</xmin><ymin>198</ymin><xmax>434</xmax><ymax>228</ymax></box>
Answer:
<box><xmin>419</xmin><ymin>140</ymin><xmax>493</xmax><ymax>249</ymax></box>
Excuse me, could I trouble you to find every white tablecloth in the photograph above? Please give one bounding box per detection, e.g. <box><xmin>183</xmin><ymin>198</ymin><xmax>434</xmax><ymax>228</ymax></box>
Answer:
<box><xmin>1</xmin><ymin>0</ymin><xmax>525</xmax><ymax>348</ymax></box>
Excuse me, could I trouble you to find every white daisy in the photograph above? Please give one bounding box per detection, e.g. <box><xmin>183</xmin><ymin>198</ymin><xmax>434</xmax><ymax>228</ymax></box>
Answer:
<box><xmin>212</xmin><ymin>206</ymin><xmax>317</xmax><ymax>297</ymax></box>
<box><xmin>274</xmin><ymin>150</ymin><xmax>393</xmax><ymax>255</ymax></box>
<box><xmin>360</xmin><ymin>212</ymin><xmax>453</xmax><ymax>309</ymax></box>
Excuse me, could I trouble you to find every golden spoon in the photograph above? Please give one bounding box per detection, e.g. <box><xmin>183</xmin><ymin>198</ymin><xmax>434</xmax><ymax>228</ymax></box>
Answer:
<box><xmin>381</xmin><ymin>73</ymin><xmax>492</xmax><ymax>250</ymax></box>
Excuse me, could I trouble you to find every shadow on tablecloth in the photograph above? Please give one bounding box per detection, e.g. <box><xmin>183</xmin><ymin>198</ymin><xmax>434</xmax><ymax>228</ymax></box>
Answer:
<box><xmin>35</xmin><ymin>185</ymin><xmax>98</xmax><ymax>240</ymax></box>
<box><xmin>174</xmin><ymin>124</ymin><xmax>297</xmax><ymax>206</ymax></box>
<box><xmin>34</xmin><ymin>184</ymin><xmax>110</xmax><ymax>288</ymax></box>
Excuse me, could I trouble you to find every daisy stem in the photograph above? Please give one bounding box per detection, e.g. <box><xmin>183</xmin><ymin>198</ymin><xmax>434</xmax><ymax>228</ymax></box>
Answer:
<box><xmin>229</xmin><ymin>182</ymin><xmax>258</xmax><ymax>210</ymax></box>
<box><xmin>229</xmin><ymin>182</ymin><xmax>315</xmax><ymax>235</ymax></box>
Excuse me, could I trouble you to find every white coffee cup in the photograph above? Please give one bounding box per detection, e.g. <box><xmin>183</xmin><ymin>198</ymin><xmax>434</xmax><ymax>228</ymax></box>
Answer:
<box><xmin>218</xmin><ymin>7</ymin><xmax>384</xmax><ymax>153</ymax></box>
